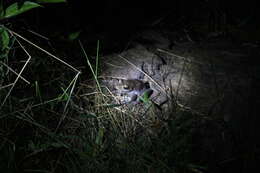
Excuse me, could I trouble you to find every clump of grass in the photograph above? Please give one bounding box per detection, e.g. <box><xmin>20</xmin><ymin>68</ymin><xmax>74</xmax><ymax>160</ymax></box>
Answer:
<box><xmin>0</xmin><ymin>30</ymin><xmax>230</xmax><ymax>173</ymax></box>
<box><xmin>64</xmin><ymin>40</ymin><xmax>210</xmax><ymax>173</ymax></box>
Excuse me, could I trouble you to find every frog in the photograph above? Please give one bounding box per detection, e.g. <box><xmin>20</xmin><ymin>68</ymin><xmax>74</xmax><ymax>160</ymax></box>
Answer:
<box><xmin>114</xmin><ymin>79</ymin><xmax>153</xmax><ymax>104</ymax></box>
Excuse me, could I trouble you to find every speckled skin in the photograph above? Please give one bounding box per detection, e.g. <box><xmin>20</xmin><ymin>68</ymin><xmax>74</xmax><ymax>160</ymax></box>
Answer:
<box><xmin>116</xmin><ymin>79</ymin><xmax>153</xmax><ymax>104</ymax></box>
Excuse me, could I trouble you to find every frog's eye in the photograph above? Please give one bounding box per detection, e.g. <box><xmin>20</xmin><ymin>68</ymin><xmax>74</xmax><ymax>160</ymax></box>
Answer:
<box><xmin>123</xmin><ymin>85</ymin><xmax>129</xmax><ymax>89</ymax></box>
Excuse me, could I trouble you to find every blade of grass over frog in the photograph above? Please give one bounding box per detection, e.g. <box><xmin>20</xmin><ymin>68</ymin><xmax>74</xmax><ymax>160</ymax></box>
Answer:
<box><xmin>118</xmin><ymin>55</ymin><xmax>169</xmax><ymax>97</ymax></box>
<box><xmin>9</xmin><ymin>29</ymin><xmax>81</xmax><ymax>73</ymax></box>
<box><xmin>103</xmin><ymin>85</ymin><xmax>121</xmax><ymax>101</ymax></box>
<box><xmin>79</xmin><ymin>40</ymin><xmax>102</xmax><ymax>94</ymax></box>
<box><xmin>0</xmin><ymin>61</ymin><xmax>30</xmax><ymax>84</ymax></box>
<box><xmin>0</xmin><ymin>36</ymin><xmax>31</xmax><ymax>109</ymax></box>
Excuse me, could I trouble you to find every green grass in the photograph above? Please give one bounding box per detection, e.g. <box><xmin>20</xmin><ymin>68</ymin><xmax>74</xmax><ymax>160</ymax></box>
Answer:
<box><xmin>0</xmin><ymin>29</ymin><xmax>247</xmax><ymax>173</ymax></box>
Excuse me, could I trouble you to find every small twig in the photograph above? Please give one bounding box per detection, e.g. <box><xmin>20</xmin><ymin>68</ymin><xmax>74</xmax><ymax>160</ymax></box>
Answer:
<box><xmin>9</xmin><ymin>29</ymin><xmax>80</xmax><ymax>73</ymax></box>
<box><xmin>0</xmin><ymin>61</ymin><xmax>30</xmax><ymax>84</ymax></box>
<box><xmin>0</xmin><ymin>37</ymin><xmax>31</xmax><ymax>109</ymax></box>
<box><xmin>0</xmin><ymin>83</ymin><xmax>13</xmax><ymax>90</ymax></box>
<box><xmin>26</xmin><ymin>29</ymin><xmax>50</xmax><ymax>40</ymax></box>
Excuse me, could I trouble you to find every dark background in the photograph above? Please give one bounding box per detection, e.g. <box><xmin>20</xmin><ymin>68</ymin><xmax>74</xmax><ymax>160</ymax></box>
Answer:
<box><xmin>1</xmin><ymin>1</ymin><xmax>260</xmax><ymax>172</ymax></box>
<box><xmin>6</xmin><ymin>0</ymin><xmax>260</xmax><ymax>51</ymax></box>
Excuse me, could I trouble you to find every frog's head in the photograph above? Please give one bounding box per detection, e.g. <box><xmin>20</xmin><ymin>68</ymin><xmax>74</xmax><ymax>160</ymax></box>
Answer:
<box><xmin>119</xmin><ymin>79</ymin><xmax>150</xmax><ymax>91</ymax></box>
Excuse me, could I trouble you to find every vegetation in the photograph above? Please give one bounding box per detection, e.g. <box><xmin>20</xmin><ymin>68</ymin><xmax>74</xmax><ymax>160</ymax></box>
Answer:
<box><xmin>0</xmin><ymin>1</ymin><xmax>258</xmax><ymax>173</ymax></box>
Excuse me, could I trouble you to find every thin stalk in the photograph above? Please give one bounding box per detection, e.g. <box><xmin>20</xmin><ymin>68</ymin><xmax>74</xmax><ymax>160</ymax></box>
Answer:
<box><xmin>95</xmin><ymin>40</ymin><xmax>100</xmax><ymax>76</ymax></box>
<box><xmin>79</xmin><ymin>40</ymin><xmax>102</xmax><ymax>94</ymax></box>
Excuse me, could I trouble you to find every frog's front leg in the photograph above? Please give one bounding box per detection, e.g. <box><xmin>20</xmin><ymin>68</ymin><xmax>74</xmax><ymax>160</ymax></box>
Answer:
<box><xmin>121</xmin><ymin>88</ymin><xmax>154</xmax><ymax>105</ymax></box>
<box><xmin>127</xmin><ymin>90</ymin><xmax>140</xmax><ymax>105</ymax></box>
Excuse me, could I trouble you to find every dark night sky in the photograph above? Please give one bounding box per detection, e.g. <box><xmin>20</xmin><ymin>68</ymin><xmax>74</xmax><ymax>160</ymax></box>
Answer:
<box><xmin>37</xmin><ymin>0</ymin><xmax>259</xmax><ymax>31</ymax></box>
<box><xmin>7</xmin><ymin>0</ymin><xmax>259</xmax><ymax>47</ymax></box>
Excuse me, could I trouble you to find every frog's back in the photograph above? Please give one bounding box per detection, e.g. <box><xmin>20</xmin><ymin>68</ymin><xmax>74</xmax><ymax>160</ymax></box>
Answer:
<box><xmin>122</xmin><ymin>79</ymin><xmax>146</xmax><ymax>91</ymax></box>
